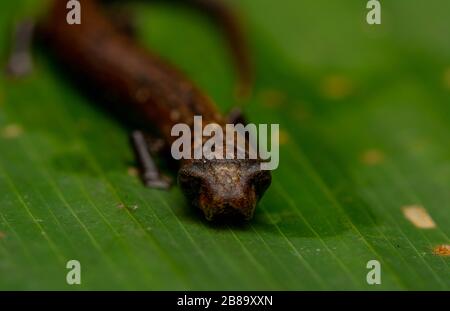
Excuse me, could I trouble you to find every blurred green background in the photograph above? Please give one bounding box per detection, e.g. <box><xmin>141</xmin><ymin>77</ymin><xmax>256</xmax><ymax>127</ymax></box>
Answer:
<box><xmin>0</xmin><ymin>0</ymin><xmax>449</xmax><ymax>290</ymax></box>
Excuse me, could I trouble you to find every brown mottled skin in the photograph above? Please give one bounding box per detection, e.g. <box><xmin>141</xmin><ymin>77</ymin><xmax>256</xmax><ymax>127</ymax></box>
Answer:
<box><xmin>40</xmin><ymin>0</ymin><xmax>271</xmax><ymax>221</ymax></box>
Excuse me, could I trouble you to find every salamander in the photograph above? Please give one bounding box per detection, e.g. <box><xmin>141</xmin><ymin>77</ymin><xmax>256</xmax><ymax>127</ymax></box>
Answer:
<box><xmin>9</xmin><ymin>0</ymin><xmax>272</xmax><ymax>221</ymax></box>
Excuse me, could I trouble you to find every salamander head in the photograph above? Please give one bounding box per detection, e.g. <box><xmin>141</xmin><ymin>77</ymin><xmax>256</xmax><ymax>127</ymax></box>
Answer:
<box><xmin>178</xmin><ymin>159</ymin><xmax>271</xmax><ymax>221</ymax></box>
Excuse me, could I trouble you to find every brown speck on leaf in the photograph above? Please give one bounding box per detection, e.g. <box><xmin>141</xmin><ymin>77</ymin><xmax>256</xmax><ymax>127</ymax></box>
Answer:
<box><xmin>360</xmin><ymin>149</ymin><xmax>385</xmax><ymax>165</ymax></box>
<box><xmin>258</xmin><ymin>89</ymin><xmax>286</xmax><ymax>108</ymax></box>
<box><xmin>0</xmin><ymin>231</ymin><xmax>6</xmax><ymax>239</ymax></box>
<box><xmin>117</xmin><ymin>203</ymin><xmax>125</xmax><ymax>209</ymax></box>
<box><xmin>320</xmin><ymin>75</ymin><xmax>353</xmax><ymax>100</ymax></box>
<box><xmin>127</xmin><ymin>166</ymin><xmax>139</xmax><ymax>177</ymax></box>
<box><xmin>402</xmin><ymin>205</ymin><xmax>436</xmax><ymax>229</ymax></box>
<box><xmin>2</xmin><ymin>124</ymin><xmax>23</xmax><ymax>139</ymax></box>
<box><xmin>433</xmin><ymin>244</ymin><xmax>450</xmax><ymax>256</ymax></box>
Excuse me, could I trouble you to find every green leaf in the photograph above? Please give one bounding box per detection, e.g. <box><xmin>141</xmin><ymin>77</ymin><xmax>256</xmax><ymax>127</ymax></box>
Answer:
<box><xmin>0</xmin><ymin>0</ymin><xmax>449</xmax><ymax>290</ymax></box>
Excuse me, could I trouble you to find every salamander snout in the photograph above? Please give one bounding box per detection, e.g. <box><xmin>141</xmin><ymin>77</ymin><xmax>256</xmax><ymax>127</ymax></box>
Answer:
<box><xmin>178</xmin><ymin>160</ymin><xmax>271</xmax><ymax>221</ymax></box>
<box><xmin>197</xmin><ymin>183</ymin><xmax>256</xmax><ymax>221</ymax></box>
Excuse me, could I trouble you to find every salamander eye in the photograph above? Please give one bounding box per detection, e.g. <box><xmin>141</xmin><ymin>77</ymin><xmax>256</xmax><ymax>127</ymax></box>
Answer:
<box><xmin>178</xmin><ymin>169</ymin><xmax>206</xmax><ymax>199</ymax></box>
<box><xmin>249</xmin><ymin>170</ymin><xmax>272</xmax><ymax>196</ymax></box>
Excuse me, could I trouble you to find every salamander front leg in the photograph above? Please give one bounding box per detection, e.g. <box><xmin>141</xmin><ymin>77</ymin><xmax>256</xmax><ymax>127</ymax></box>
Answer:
<box><xmin>130</xmin><ymin>130</ymin><xmax>172</xmax><ymax>190</ymax></box>
<box><xmin>6</xmin><ymin>20</ymin><xmax>35</xmax><ymax>77</ymax></box>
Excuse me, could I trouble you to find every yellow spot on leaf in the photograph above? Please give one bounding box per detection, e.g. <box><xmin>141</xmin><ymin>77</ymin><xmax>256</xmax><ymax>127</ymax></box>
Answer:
<box><xmin>278</xmin><ymin>130</ymin><xmax>289</xmax><ymax>145</ymax></box>
<box><xmin>320</xmin><ymin>75</ymin><xmax>353</xmax><ymax>99</ymax></box>
<box><xmin>402</xmin><ymin>205</ymin><xmax>436</xmax><ymax>229</ymax></box>
<box><xmin>433</xmin><ymin>244</ymin><xmax>450</xmax><ymax>256</ymax></box>
<box><xmin>2</xmin><ymin>124</ymin><xmax>23</xmax><ymax>139</ymax></box>
<box><xmin>410</xmin><ymin>139</ymin><xmax>428</xmax><ymax>153</ymax></box>
<box><xmin>0</xmin><ymin>231</ymin><xmax>5</xmax><ymax>239</ymax></box>
<box><xmin>258</xmin><ymin>89</ymin><xmax>286</xmax><ymax>108</ymax></box>
<box><xmin>127</xmin><ymin>166</ymin><xmax>139</xmax><ymax>177</ymax></box>
<box><xmin>272</xmin><ymin>128</ymin><xmax>289</xmax><ymax>146</ymax></box>
<box><xmin>360</xmin><ymin>149</ymin><xmax>385</xmax><ymax>165</ymax></box>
